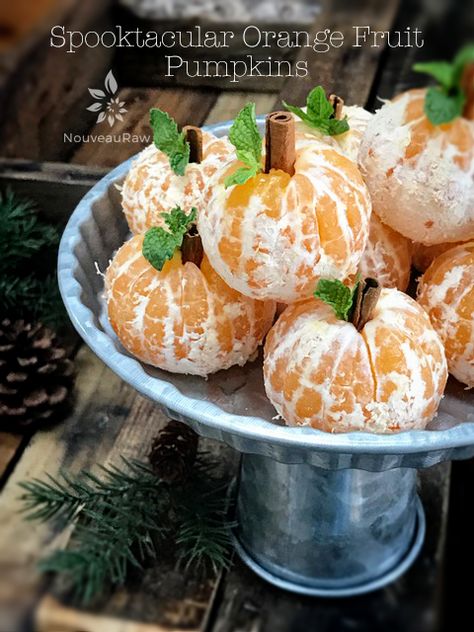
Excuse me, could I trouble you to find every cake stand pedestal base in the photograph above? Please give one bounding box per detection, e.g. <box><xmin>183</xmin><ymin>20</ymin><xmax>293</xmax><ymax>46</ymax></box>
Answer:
<box><xmin>234</xmin><ymin>454</ymin><xmax>426</xmax><ymax>597</ymax></box>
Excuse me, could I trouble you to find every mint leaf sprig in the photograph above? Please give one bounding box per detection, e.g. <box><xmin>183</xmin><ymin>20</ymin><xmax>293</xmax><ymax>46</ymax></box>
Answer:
<box><xmin>142</xmin><ymin>206</ymin><xmax>197</xmax><ymax>271</ymax></box>
<box><xmin>224</xmin><ymin>103</ymin><xmax>263</xmax><ymax>188</ymax></box>
<box><xmin>314</xmin><ymin>278</ymin><xmax>359</xmax><ymax>321</ymax></box>
<box><xmin>150</xmin><ymin>109</ymin><xmax>190</xmax><ymax>176</ymax></box>
<box><xmin>283</xmin><ymin>86</ymin><xmax>350</xmax><ymax>136</ymax></box>
<box><xmin>413</xmin><ymin>44</ymin><xmax>474</xmax><ymax>125</ymax></box>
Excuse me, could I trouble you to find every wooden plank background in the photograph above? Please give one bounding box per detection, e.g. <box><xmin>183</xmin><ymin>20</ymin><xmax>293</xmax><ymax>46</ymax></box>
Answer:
<box><xmin>1</xmin><ymin>0</ymin><xmax>472</xmax><ymax>629</ymax></box>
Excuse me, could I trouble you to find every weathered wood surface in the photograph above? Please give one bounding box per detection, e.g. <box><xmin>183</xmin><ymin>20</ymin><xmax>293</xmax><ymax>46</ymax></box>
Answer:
<box><xmin>0</xmin><ymin>347</ymin><xmax>238</xmax><ymax>632</ymax></box>
<box><xmin>276</xmin><ymin>0</ymin><xmax>401</xmax><ymax>109</ymax></box>
<box><xmin>0</xmin><ymin>0</ymin><xmax>114</xmax><ymax>161</ymax></box>
<box><xmin>0</xmin><ymin>160</ymin><xmax>107</xmax><ymax>223</ymax></box>
<box><xmin>0</xmin><ymin>433</ymin><xmax>26</xmax><ymax>485</ymax></box>
<box><xmin>71</xmin><ymin>88</ymin><xmax>277</xmax><ymax>167</ymax></box>
<box><xmin>72</xmin><ymin>87</ymin><xmax>218</xmax><ymax>167</ymax></box>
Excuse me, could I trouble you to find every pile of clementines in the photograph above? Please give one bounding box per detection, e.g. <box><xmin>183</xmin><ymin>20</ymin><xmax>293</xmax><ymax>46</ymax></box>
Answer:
<box><xmin>105</xmin><ymin>48</ymin><xmax>474</xmax><ymax>434</ymax></box>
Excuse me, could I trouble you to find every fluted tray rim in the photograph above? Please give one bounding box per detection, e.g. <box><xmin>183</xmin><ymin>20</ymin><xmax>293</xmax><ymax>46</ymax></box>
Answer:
<box><xmin>58</xmin><ymin>118</ymin><xmax>474</xmax><ymax>461</ymax></box>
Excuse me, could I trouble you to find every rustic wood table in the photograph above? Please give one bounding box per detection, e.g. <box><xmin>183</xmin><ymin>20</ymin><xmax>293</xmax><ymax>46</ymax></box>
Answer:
<box><xmin>0</xmin><ymin>0</ymin><xmax>472</xmax><ymax>630</ymax></box>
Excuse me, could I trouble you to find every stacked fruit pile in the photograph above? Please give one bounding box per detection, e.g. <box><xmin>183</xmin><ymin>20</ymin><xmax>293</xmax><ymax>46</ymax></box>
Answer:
<box><xmin>105</xmin><ymin>46</ymin><xmax>474</xmax><ymax>434</ymax></box>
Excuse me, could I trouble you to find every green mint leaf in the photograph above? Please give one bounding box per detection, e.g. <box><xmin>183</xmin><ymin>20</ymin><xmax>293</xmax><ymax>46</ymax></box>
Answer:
<box><xmin>162</xmin><ymin>206</ymin><xmax>197</xmax><ymax>233</ymax></box>
<box><xmin>235</xmin><ymin>148</ymin><xmax>261</xmax><ymax>171</ymax></box>
<box><xmin>225</xmin><ymin>103</ymin><xmax>262</xmax><ymax>187</ymax></box>
<box><xmin>142</xmin><ymin>228</ymin><xmax>178</xmax><ymax>272</ymax></box>
<box><xmin>314</xmin><ymin>279</ymin><xmax>354</xmax><ymax>321</ymax></box>
<box><xmin>306</xmin><ymin>86</ymin><xmax>334</xmax><ymax>121</ymax></box>
<box><xmin>284</xmin><ymin>86</ymin><xmax>350</xmax><ymax>136</ymax></box>
<box><xmin>327</xmin><ymin>117</ymin><xmax>350</xmax><ymax>135</ymax></box>
<box><xmin>424</xmin><ymin>86</ymin><xmax>465</xmax><ymax>125</ymax></box>
<box><xmin>224</xmin><ymin>166</ymin><xmax>260</xmax><ymax>188</ymax></box>
<box><xmin>142</xmin><ymin>206</ymin><xmax>197</xmax><ymax>271</ymax></box>
<box><xmin>150</xmin><ymin>109</ymin><xmax>190</xmax><ymax>176</ymax></box>
<box><xmin>282</xmin><ymin>102</ymin><xmax>314</xmax><ymax>126</ymax></box>
<box><xmin>413</xmin><ymin>61</ymin><xmax>455</xmax><ymax>91</ymax></box>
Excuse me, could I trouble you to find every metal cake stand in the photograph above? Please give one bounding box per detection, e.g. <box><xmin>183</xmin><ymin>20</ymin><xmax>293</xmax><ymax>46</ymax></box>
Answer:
<box><xmin>58</xmin><ymin>119</ymin><xmax>474</xmax><ymax>597</ymax></box>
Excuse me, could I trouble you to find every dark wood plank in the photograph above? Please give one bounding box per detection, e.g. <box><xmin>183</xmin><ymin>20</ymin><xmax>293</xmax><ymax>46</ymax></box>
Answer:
<box><xmin>0</xmin><ymin>433</ymin><xmax>25</xmax><ymax>483</ymax></box>
<box><xmin>0</xmin><ymin>1</ymin><xmax>115</xmax><ymax>161</ymax></box>
<box><xmin>72</xmin><ymin>87</ymin><xmax>218</xmax><ymax>167</ymax></box>
<box><xmin>0</xmin><ymin>159</ymin><xmax>106</xmax><ymax>223</ymax></box>
<box><xmin>277</xmin><ymin>0</ymin><xmax>401</xmax><ymax>108</ymax></box>
<box><xmin>370</xmin><ymin>0</ymin><xmax>474</xmax><ymax>107</ymax></box>
<box><xmin>0</xmin><ymin>346</ymin><xmax>238</xmax><ymax>632</ymax></box>
<box><xmin>211</xmin><ymin>464</ymin><xmax>450</xmax><ymax>632</ymax></box>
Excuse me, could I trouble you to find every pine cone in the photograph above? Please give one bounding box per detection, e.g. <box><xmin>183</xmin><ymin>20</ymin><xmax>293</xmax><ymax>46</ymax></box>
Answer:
<box><xmin>149</xmin><ymin>421</ymin><xmax>198</xmax><ymax>483</ymax></box>
<box><xmin>0</xmin><ymin>319</ymin><xmax>74</xmax><ymax>431</ymax></box>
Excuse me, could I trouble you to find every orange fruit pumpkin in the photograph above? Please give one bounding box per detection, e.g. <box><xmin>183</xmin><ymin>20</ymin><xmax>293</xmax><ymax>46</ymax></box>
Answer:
<box><xmin>105</xmin><ymin>234</ymin><xmax>275</xmax><ymax>376</ymax></box>
<box><xmin>122</xmin><ymin>132</ymin><xmax>233</xmax><ymax>235</ymax></box>
<box><xmin>198</xmin><ymin>139</ymin><xmax>371</xmax><ymax>302</ymax></box>
<box><xmin>359</xmin><ymin>89</ymin><xmax>474</xmax><ymax>246</ymax></box>
<box><xmin>293</xmin><ymin>104</ymin><xmax>372</xmax><ymax>163</ymax></box>
<box><xmin>359</xmin><ymin>214</ymin><xmax>412</xmax><ymax>291</ymax></box>
<box><xmin>417</xmin><ymin>242</ymin><xmax>474</xmax><ymax>387</ymax></box>
<box><xmin>264</xmin><ymin>288</ymin><xmax>447</xmax><ymax>433</ymax></box>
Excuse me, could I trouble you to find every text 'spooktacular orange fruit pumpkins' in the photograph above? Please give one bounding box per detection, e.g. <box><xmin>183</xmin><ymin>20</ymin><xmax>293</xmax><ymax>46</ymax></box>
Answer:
<box><xmin>105</xmin><ymin>206</ymin><xmax>275</xmax><ymax>377</ymax></box>
<box><xmin>417</xmin><ymin>242</ymin><xmax>474</xmax><ymax>388</ymax></box>
<box><xmin>122</xmin><ymin>109</ymin><xmax>233</xmax><ymax>235</ymax></box>
<box><xmin>359</xmin><ymin>47</ymin><xmax>474</xmax><ymax>246</ymax></box>
<box><xmin>198</xmin><ymin>100</ymin><xmax>372</xmax><ymax>303</ymax></box>
<box><xmin>264</xmin><ymin>278</ymin><xmax>447</xmax><ymax>433</ymax></box>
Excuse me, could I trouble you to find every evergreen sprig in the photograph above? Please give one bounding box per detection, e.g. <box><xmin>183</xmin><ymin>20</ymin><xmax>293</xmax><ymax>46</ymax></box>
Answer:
<box><xmin>0</xmin><ymin>189</ymin><xmax>66</xmax><ymax>328</ymax></box>
<box><xmin>413</xmin><ymin>43</ymin><xmax>474</xmax><ymax>124</ymax></box>
<box><xmin>19</xmin><ymin>457</ymin><xmax>234</xmax><ymax>604</ymax></box>
<box><xmin>0</xmin><ymin>189</ymin><xmax>58</xmax><ymax>274</ymax></box>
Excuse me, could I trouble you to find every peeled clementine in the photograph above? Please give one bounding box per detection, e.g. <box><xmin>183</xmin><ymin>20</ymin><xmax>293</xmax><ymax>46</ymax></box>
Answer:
<box><xmin>359</xmin><ymin>89</ymin><xmax>474</xmax><ymax>245</ymax></box>
<box><xmin>105</xmin><ymin>234</ymin><xmax>275</xmax><ymax>376</ymax></box>
<box><xmin>293</xmin><ymin>104</ymin><xmax>372</xmax><ymax>163</ymax></box>
<box><xmin>264</xmin><ymin>289</ymin><xmax>447</xmax><ymax>433</ymax></box>
<box><xmin>122</xmin><ymin>132</ymin><xmax>233</xmax><ymax>235</ymax></box>
<box><xmin>359</xmin><ymin>214</ymin><xmax>412</xmax><ymax>291</ymax></box>
<box><xmin>198</xmin><ymin>140</ymin><xmax>371</xmax><ymax>302</ymax></box>
<box><xmin>417</xmin><ymin>242</ymin><xmax>474</xmax><ymax>387</ymax></box>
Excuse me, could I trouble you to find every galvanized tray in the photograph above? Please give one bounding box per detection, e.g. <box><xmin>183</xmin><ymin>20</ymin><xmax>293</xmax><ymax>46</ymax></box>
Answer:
<box><xmin>58</xmin><ymin>120</ymin><xmax>474</xmax><ymax>472</ymax></box>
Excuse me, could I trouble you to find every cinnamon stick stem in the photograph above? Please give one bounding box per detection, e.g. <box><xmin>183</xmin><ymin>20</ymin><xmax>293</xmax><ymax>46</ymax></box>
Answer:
<box><xmin>351</xmin><ymin>278</ymin><xmax>381</xmax><ymax>331</ymax></box>
<box><xmin>328</xmin><ymin>93</ymin><xmax>345</xmax><ymax>120</ymax></box>
<box><xmin>181</xmin><ymin>229</ymin><xmax>204</xmax><ymax>267</ymax></box>
<box><xmin>462</xmin><ymin>63</ymin><xmax>474</xmax><ymax>120</ymax></box>
<box><xmin>264</xmin><ymin>111</ymin><xmax>296</xmax><ymax>175</ymax></box>
<box><xmin>183</xmin><ymin>125</ymin><xmax>203</xmax><ymax>163</ymax></box>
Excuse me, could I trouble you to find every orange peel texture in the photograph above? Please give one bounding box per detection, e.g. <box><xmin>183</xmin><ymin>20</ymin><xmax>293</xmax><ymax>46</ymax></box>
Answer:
<box><xmin>105</xmin><ymin>234</ymin><xmax>276</xmax><ymax>377</ymax></box>
<box><xmin>418</xmin><ymin>241</ymin><xmax>474</xmax><ymax>387</ymax></box>
<box><xmin>359</xmin><ymin>214</ymin><xmax>412</xmax><ymax>291</ymax></box>
<box><xmin>264</xmin><ymin>289</ymin><xmax>447</xmax><ymax>433</ymax></box>
<box><xmin>198</xmin><ymin>140</ymin><xmax>371</xmax><ymax>302</ymax></box>
<box><xmin>122</xmin><ymin>132</ymin><xmax>234</xmax><ymax>235</ymax></box>
<box><xmin>359</xmin><ymin>89</ymin><xmax>474</xmax><ymax>246</ymax></box>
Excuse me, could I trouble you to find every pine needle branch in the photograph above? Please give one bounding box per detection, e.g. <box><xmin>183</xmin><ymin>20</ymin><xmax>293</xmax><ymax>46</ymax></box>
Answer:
<box><xmin>0</xmin><ymin>189</ymin><xmax>58</xmax><ymax>275</ymax></box>
<box><xmin>19</xmin><ymin>456</ymin><xmax>234</xmax><ymax>604</ymax></box>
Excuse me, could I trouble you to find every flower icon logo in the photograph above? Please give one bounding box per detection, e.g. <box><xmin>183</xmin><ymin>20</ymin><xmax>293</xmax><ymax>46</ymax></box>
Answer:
<box><xmin>87</xmin><ymin>70</ymin><xmax>127</xmax><ymax>128</ymax></box>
